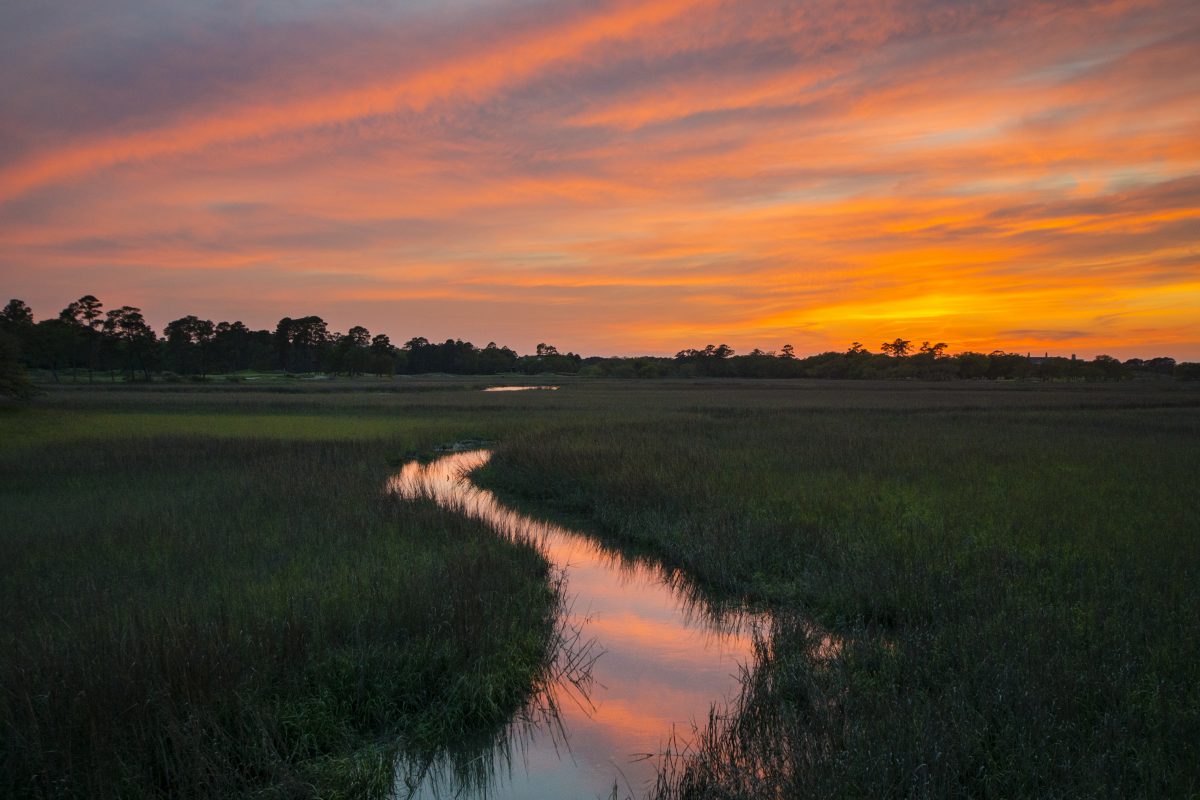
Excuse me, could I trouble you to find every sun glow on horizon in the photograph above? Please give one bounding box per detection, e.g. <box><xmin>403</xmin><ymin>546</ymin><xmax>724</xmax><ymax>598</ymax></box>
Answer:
<box><xmin>1</xmin><ymin>0</ymin><xmax>1198</xmax><ymax>359</ymax></box>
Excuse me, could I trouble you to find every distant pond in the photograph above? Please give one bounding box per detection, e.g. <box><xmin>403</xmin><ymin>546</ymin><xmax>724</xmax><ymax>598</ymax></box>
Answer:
<box><xmin>482</xmin><ymin>386</ymin><xmax>560</xmax><ymax>392</ymax></box>
<box><xmin>387</xmin><ymin>450</ymin><xmax>762</xmax><ymax>799</ymax></box>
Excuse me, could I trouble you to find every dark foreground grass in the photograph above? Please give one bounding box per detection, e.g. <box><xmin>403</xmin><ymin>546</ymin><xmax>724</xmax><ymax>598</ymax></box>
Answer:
<box><xmin>3</xmin><ymin>380</ymin><xmax>1199</xmax><ymax>799</ymax></box>
<box><xmin>0</xmin><ymin>428</ymin><xmax>559</xmax><ymax>798</ymax></box>
<box><xmin>480</xmin><ymin>403</ymin><xmax>1200</xmax><ymax>797</ymax></box>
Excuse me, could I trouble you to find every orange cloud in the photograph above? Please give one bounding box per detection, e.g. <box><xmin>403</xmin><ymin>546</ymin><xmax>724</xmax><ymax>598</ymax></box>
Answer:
<box><xmin>1</xmin><ymin>0</ymin><xmax>1197</xmax><ymax>358</ymax></box>
<box><xmin>0</xmin><ymin>0</ymin><xmax>720</xmax><ymax>203</ymax></box>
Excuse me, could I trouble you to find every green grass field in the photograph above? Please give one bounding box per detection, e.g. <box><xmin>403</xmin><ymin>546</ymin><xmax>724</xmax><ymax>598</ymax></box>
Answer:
<box><xmin>2</xmin><ymin>378</ymin><xmax>1198</xmax><ymax>798</ymax></box>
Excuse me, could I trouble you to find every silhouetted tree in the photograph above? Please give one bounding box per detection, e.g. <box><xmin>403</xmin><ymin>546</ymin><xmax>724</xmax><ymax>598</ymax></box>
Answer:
<box><xmin>477</xmin><ymin>341</ymin><xmax>519</xmax><ymax>374</ymax></box>
<box><xmin>0</xmin><ymin>331</ymin><xmax>34</xmax><ymax>398</ymax></box>
<box><xmin>919</xmin><ymin>341</ymin><xmax>947</xmax><ymax>357</ymax></box>
<box><xmin>368</xmin><ymin>333</ymin><xmax>398</xmax><ymax>376</ymax></box>
<box><xmin>1</xmin><ymin>299</ymin><xmax>34</xmax><ymax>329</ymax></box>
<box><xmin>164</xmin><ymin>315</ymin><xmax>216</xmax><ymax>375</ymax></box>
<box><xmin>273</xmin><ymin>318</ymin><xmax>293</xmax><ymax>371</ymax></box>
<box><xmin>880</xmin><ymin>338</ymin><xmax>912</xmax><ymax>357</ymax></box>
<box><xmin>402</xmin><ymin>337</ymin><xmax>434</xmax><ymax>373</ymax></box>
<box><xmin>102</xmin><ymin>307</ymin><xmax>156</xmax><ymax>381</ymax></box>
<box><xmin>60</xmin><ymin>295</ymin><xmax>103</xmax><ymax>329</ymax></box>
<box><xmin>274</xmin><ymin>316</ymin><xmax>328</xmax><ymax>372</ymax></box>
<box><xmin>522</xmin><ymin>342</ymin><xmax>582</xmax><ymax>374</ymax></box>
<box><xmin>956</xmin><ymin>351</ymin><xmax>991</xmax><ymax>379</ymax></box>
<box><xmin>673</xmin><ymin>344</ymin><xmax>735</xmax><ymax>376</ymax></box>
<box><xmin>985</xmin><ymin>351</ymin><xmax>1030</xmax><ymax>380</ymax></box>
<box><xmin>1144</xmin><ymin>356</ymin><xmax>1176</xmax><ymax>375</ymax></box>
<box><xmin>58</xmin><ymin>296</ymin><xmax>104</xmax><ymax>381</ymax></box>
<box><xmin>1091</xmin><ymin>354</ymin><xmax>1127</xmax><ymax>381</ymax></box>
<box><xmin>0</xmin><ymin>300</ymin><xmax>36</xmax><ymax>376</ymax></box>
<box><xmin>333</xmin><ymin>326</ymin><xmax>371</xmax><ymax>375</ymax></box>
<box><xmin>29</xmin><ymin>319</ymin><xmax>78</xmax><ymax>383</ymax></box>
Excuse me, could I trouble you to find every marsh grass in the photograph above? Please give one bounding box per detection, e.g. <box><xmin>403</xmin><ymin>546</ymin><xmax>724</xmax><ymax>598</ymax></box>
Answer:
<box><xmin>3</xmin><ymin>380</ymin><xmax>1199</xmax><ymax>798</ymax></box>
<box><xmin>482</xmin><ymin>403</ymin><xmax>1200</xmax><ymax>797</ymax></box>
<box><xmin>0</xmin><ymin>432</ymin><xmax>560</xmax><ymax>798</ymax></box>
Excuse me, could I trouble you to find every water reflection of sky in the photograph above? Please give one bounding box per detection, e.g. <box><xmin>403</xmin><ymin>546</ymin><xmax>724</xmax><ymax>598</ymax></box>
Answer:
<box><xmin>481</xmin><ymin>386</ymin><xmax>559</xmax><ymax>392</ymax></box>
<box><xmin>387</xmin><ymin>451</ymin><xmax>762</xmax><ymax>799</ymax></box>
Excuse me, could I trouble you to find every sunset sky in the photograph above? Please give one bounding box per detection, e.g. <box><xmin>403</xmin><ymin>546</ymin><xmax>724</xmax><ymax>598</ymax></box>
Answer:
<box><xmin>2</xmin><ymin>0</ymin><xmax>1197</xmax><ymax>358</ymax></box>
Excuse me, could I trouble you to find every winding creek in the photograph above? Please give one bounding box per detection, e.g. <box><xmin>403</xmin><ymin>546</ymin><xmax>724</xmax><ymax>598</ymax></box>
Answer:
<box><xmin>386</xmin><ymin>450</ymin><xmax>763</xmax><ymax>799</ymax></box>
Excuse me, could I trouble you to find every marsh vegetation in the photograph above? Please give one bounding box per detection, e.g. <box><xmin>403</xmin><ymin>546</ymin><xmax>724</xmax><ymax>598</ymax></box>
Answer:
<box><xmin>480</xmin><ymin>386</ymin><xmax>1200</xmax><ymax>798</ymax></box>
<box><xmin>2</xmin><ymin>377</ymin><xmax>1198</xmax><ymax>797</ymax></box>
<box><xmin>0</xmin><ymin>399</ymin><xmax>560</xmax><ymax>797</ymax></box>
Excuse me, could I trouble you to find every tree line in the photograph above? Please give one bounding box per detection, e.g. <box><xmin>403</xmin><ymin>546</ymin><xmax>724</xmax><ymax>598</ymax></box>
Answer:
<box><xmin>653</xmin><ymin>339</ymin><xmax>1191</xmax><ymax>381</ymax></box>
<box><xmin>1</xmin><ymin>296</ymin><xmax>1196</xmax><ymax>395</ymax></box>
<box><xmin>0</xmin><ymin>296</ymin><xmax>582</xmax><ymax>387</ymax></box>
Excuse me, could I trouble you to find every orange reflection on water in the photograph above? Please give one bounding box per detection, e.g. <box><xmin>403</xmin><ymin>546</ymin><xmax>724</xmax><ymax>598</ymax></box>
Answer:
<box><xmin>481</xmin><ymin>386</ymin><xmax>560</xmax><ymax>392</ymax></box>
<box><xmin>387</xmin><ymin>450</ymin><xmax>761</xmax><ymax>799</ymax></box>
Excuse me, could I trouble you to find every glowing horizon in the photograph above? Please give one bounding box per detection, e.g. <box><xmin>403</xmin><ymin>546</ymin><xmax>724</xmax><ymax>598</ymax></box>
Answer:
<box><xmin>2</xmin><ymin>0</ymin><xmax>1198</xmax><ymax>359</ymax></box>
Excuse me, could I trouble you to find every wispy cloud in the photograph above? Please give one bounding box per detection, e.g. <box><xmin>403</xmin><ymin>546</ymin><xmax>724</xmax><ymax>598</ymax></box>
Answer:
<box><xmin>1</xmin><ymin>0</ymin><xmax>1197</xmax><ymax>357</ymax></box>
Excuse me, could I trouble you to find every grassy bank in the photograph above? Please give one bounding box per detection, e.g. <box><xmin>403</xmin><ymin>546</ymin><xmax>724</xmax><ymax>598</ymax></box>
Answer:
<box><xmin>0</xmin><ymin>399</ymin><xmax>560</xmax><ymax>798</ymax></box>
<box><xmin>479</xmin><ymin>394</ymin><xmax>1200</xmax><ymax>797</ymax></box>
